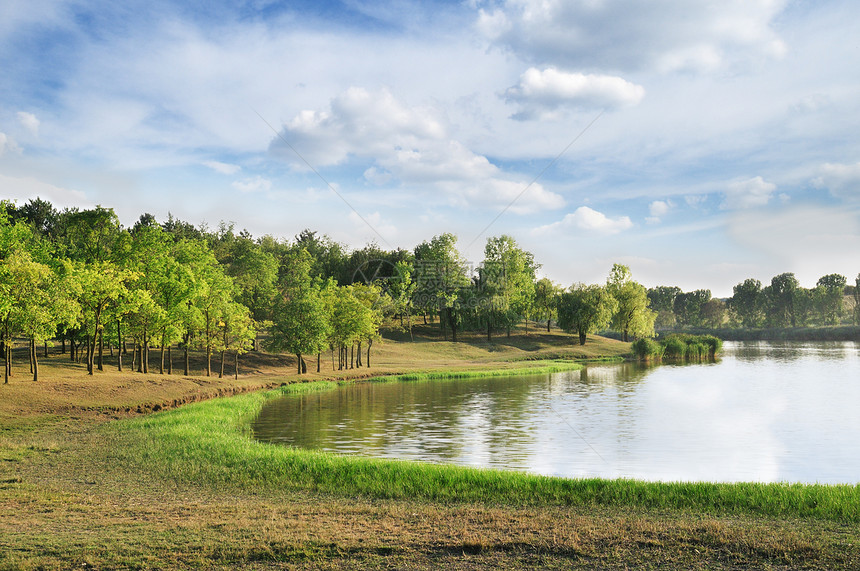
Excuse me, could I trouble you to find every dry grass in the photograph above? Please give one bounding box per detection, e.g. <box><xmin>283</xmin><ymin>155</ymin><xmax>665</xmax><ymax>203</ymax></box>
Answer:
<box><xmin>3</xmin><ymin>328</ymin><xmax>858</xmax><ymax>569</ymax></box>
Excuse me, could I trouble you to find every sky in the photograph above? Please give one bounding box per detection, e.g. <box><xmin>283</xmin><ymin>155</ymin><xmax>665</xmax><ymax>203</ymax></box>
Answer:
<box><xmin>1</xmin><ymin>0</ymin><xmax>859</xmax><ymax>296</ymax></box>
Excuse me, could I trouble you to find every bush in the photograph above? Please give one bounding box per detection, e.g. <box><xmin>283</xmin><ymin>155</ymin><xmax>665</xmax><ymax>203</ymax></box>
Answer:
<box><xmin>632</xmin><ymin>338</ymin><xmax>664</xmax><ymax>359</ymax></box>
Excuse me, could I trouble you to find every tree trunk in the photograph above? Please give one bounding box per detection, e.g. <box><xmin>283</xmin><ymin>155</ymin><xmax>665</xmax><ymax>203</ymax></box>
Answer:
<box><xmin>206</xmin><ymin>344</ymin><xmax>211</xmax><ymax>377</ymax></box>
<box><xmin>547</xmin><ymin>319</ymin><xmax>551</xmax><ymax>333</ymax></box>
<box><xmin>219</xmin><ymin>350</ymin><xmax>225</xmax><ymax>378</ymax></box>
<box><xmin>168</xmin><ymin>345</ymin><xmax>173</xmax><ymax>375</ymax></box>
<box><xmin>296</xmin><ymin>353</ymin><xmax>303</xmax><ymax>375</ymax></box>
<box><xmin>117</xmin><ymin>321</ymin><xmax>123</xmax><ymax>372</ymax></box>
<box><xmin>356</xmin><ymin>341</ymin><xmax>362</xmax><ymax>367</ymax></box>
<box><xmin>366</xmin><ymin>339</ymin><xmax>372</xmax><ymax>367</ymax></box>
<box><xmin>184</xmin><ymin>334</ymin><xmax>190</xmax><ymax>376</ymax></box>
<box><xmin>447</xmin><ymin>307</ymin><xmax>458</xmax><ymax>343</ymax></box>
<box><xmin>350</xmin><ymin>344</ymin><xmax>354</xmax><ymax>369</ymax></box>
<box><xmin>86</xmin><ymin>334</ymin><xmax>94</xmax><ymax>375</ymax></box>
<box><xmin>234</xmin><ymin>351</ymin><xmax>239</xmax><ymax>380</ymax></box>
<box><xmin>97</xmin><ymin>330</ymin><xmax>104</xmax><ymax>371</ymax></box>
<box><xmin>136</xmin><ymin>343</ymin><xmax>143</xmax><ymax>373</ymax></box>
<box><xmin>142</xmin><ymin>332</ymin><xmax>149</xmax><ymax>374</ymax></box>
<box><xmin>301</xmin><ymin>356</ymin><xmax>307</xmax><ymax>374</ymax></box>
<box><xmin>317</xmin><ymin>352</ymin><xmax>321</xmax><ymax>373</ymax></box>
<box><xmin>29</xmin><ymin>339</ymin><xmax>34</xmax><ymax>374</ymax></box>
<box><xmin>61</xmin><ymin>338</ymin><xmax>66</xmax><ymax>354</ymax></box>
<box><xmin>579</xmin><ymin>331</ymin><xmax>587</xmax><ymax>346</ymax></box>
<box><xmin>32</xmin><ymin>339</ymin><xmax>39</xmax><ymax>382</ymax></box>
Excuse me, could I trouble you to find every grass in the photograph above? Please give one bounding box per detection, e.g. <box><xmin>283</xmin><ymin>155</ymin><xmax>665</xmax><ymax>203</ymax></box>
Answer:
<box><xmin>104</xmin><ymin>380</ymin><xmax>860</xmax><ymax>524</ymax></box>
<box><xmin>2</xmin><ymin>325</ymin><xmax>860</xmax><ymax>569</ymax></box>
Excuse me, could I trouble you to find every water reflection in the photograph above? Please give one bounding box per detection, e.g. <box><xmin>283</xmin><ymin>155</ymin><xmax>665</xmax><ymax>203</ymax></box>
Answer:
<box><xmin>252</xmin><ymin>341</ymin><xmax>860</xmax><ymax>484</ymax></box>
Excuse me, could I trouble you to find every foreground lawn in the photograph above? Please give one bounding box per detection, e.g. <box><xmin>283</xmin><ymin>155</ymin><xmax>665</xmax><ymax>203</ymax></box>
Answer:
<box><xmin>2</xmin><ymin>331</ymin><xmax>859</xmax><ymax>569</ymax></box>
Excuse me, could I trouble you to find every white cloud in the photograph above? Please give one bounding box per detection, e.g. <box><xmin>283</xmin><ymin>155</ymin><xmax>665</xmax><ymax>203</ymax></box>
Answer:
<box><xmin>232</xmin><ymin>176</ymin><xmax>271</xmax><ymax>193</ymax></box>
<box><xmin>0</xmin><ymin>172</ymin><xmax>88</xmax><ymax>208</ymax></box>
<box><xmin>721</xmin><ymin>176</ymin><xmax>776</xmax><ymax>210</ymax></box>
<box><xmin>478</xmin><ymin>0</ymin><xmax>787</xmax><ymax>73</ymax></box>
<box><xmin>273</xmin><ymin>87</ymin><xmax>564</xmax><ymax>212</ymax></box>
<box><xmin>646</xmin><ymin>199</ymin><xmax>672</xmax><ymax>224</ymax></box>
<box><xmin>16</xmin><ymin>111</ymin><xmax>39</xmax><ymax>136</ymax></box>
<box><xmin>203</xmin><ymin>160</ymin><xmax>241</xmax><ymax>175</ymax></box>
<box><xmin>535</xmin><ymin>206</ymin><xmax>633</xmax><ymax>235</ymax></box>
<box><xmin>813</xmin><ymin>162</ymin><xmax>860</xmax><ymax>200</ymax></box>
<box><xmin>504</xmin><ymin>67</ymin><xmax>644</xmax><ymax>119</ymax></box>
<box><xmin>0</xmin><ymin>132</ymin><xmax>18</xmax><ymax>156</ymax></box>
<box><xmin>348</xmin><ymin>210</ymin><xmax>397</xmax><ymax>240</ymax></box>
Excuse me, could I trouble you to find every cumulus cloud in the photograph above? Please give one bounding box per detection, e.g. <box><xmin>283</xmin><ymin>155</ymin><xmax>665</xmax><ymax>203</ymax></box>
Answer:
<box><xmin>17</xmin><ymin>111</ymin><xmax>39</xmax><ymax>136</ymax></box>
<box><xmin>534</xmin><ymin>206</ymin><xmax>633</xmax><ymax>235</ymax></box>
<box><xmin>477</xmin><ymin>0</ymin><xmax>787</xmax><ymax>73</ymax></box>
<box><xmin>232</xmin><ymin>176</ymin><xmax>272</xmax><ymax>193</ymax></box>
<box><xmin>647</xmin><ymin>199</ymin><xmax>673</xmax><ymax>224</ymax></box>
<box><xmin>273</xmin><ymin>87</ymin><xmax>564</xmax><ymax>212</ymax></box>
<box><xmin>203</xmin><ymin>160</ymin><xmax>241</xmax><ymax>175</ymax></box>
<box><xmin>721</xmin><ymin>176</ymin><xmax>776</xmax><ymax>210</ymax></box>
<box><xmin>813</xmin><ymin>162</ymin><xmax>860</xmax><ymax>200</ymax></box>
<box><xmin>504</xmin><ymin>67</ymin><xmax>644</xmax><ymax>119</ymax></box>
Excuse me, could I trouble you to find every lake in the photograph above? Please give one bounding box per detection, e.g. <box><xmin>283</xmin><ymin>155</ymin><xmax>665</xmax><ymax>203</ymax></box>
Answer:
<box><xmin>252</xmin><ymin>341</ymin><xmax>860</xmax><ymax>484</ymax></box>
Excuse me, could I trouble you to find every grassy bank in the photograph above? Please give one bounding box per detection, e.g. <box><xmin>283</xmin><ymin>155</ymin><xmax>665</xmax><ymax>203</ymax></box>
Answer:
<box><xmin>3</xmin><ymin>330</ymin><xmax>860</xmax><ymax>569</ymax></box>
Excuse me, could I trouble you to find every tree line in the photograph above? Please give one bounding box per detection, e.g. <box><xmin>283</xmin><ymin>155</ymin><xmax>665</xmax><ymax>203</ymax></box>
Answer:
<box><xmin>2</xmin><ymin>198</ymin><xmax>858</xmax><ymax>384</ymax></box>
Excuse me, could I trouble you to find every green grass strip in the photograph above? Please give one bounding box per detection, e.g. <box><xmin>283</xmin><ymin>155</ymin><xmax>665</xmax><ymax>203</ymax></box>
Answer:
<box><xmin>102</xmin><ymin>372</ymin><xmax>860</xmax><ymax>524</ymax></box>
<box><xmin>361</xmin><ymin>360</ymin><xmax>584</xmax><ymax>383</ymax></box>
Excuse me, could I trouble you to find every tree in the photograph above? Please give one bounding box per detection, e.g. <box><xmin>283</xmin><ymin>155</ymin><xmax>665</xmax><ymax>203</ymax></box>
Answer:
<box><xmin>700</xmin><ymin>298</ymin><xmax>727</xmax><ymax>328</ymax></box>
<box><xmin>673</xmin><ymin>289</ymin><xmax>711</xmax><ymax>327</ymax></box>
<box><xmin>854</xmin><ymin>274</ymin><xmax>860</xmax><ymax>326</ymax></box>
<box><xmin>218</xmin><ymin>301</ymin><xmax>256</xmax><ymax>379</ymax></box>
<box><xmin>606</xmin><ymin>264</ymin><xmax>656</xmax><ymax>342</ymax></box>
<box><xmin>533</xmin><ymin>278</ymin><xmax>562</xmax><ymax>332</ymax></box>
<box><xmin>647</xmin><ymin>286</ymin><xmax>680</xmax><ymax>329</ymax></box>
<box><xmin>413</xmin><ymin>233</ymin><xmax>470</xmax><ymax>342</ymax></box>
<box><xmin>269</xmin><ymin>248</ymin><xmax>330</xmax><ymax>374</ymax></box>
<box><xmin>729</xmin><ymin>278</ymin><xmax>763</xmax><ymax>328</ymax></box>
<box><xmin>556</xmin><ymin>283</ymin><xmax>617</xmax><ymax>345</ymax></box>
<box><xmin>766</xmin><ymin>273</ymin><xmax>800</xmax><ymax>327</ymax></box>
<box><xmin>480</xmin><ymin>235</ymin><xmax>539</xmax><ymax>339</ymax></box>
<box><xmin>814</xmin><ymin>273</ymin><xmax>846</xmax><ymax>325</ymax></box>
<box><xmin>74</xmin><ymin>261</ymin><xmax>133</xmax><ymax>375</ymax></box>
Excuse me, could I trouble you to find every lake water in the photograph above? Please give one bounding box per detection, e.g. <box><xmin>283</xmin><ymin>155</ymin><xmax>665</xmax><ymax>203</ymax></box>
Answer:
<box><xmin>252</xmin><ymin>341</ymin><xmax>860</xmax><ymax>484</ymax></box>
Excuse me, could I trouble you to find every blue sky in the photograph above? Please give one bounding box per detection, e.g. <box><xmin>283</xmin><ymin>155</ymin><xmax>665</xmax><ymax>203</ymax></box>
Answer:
<box><xmin>1</xmin><ymin>0</ymin><xmax>859</xmax><ymax>296</ymax></box>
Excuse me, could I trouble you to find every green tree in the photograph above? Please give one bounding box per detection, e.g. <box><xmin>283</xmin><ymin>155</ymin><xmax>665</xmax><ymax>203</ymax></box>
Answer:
<box><xmin>729</xmin><ymin>278</ymin><xmax>763</xmax><ymax>328</ymax></box>
<box><xmin>606</xmin><ymin>264</ymin><xmax>656</xmax><ymax>342</ymax></box>
<box><xmin>647</xmin><ymin>286</ymin><xmax>680</xmax><ymax>329</ymax></box>
<box><xmin>533</xmin><ymin>277</ymin><xmax>562</xmax><ymax>332</ymax></box>
<box><xmin>74</xmin><ymin>261</ymin><xmax>133</xmax><ymax>375</ymax></box>
<box><xmin>814</xmin><ymin>273</ymin><xmax>846</xmax><ymax>325</ymax></box>
<box><xmin>413</xmin><ymin>233</ymin><xmax>470</xmax><ymax>342</ymax></box>
<box><xmin>766</xmin><ymin>273</ymin><xmax>800</xmax><ymax>327</ymax></box>
<box><xmin>269</xmin><ymin>248</ymin><xmax>330</xmax><ymax>374</ymax></box>
<box><xmin>556</xmin><ymin>283</ymin><xmax>617</xmax><ymax>345</ymax></box>
<box><xmin>480</xmin><ymin>235</ymin><xmax>539</xmax><ymax>339</ymax></box>
<box><xmin>673</xmin><ymin>289</ymin><xmax>711</xmax><ymax>327</ymax></box>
